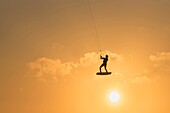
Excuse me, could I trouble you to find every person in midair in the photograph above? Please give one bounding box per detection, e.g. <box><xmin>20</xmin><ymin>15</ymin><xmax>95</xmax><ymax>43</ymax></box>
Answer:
<box><xmin>99</xmin><ymin>55</ymin><xmax>108</xmax><ymax>73</ymax></box>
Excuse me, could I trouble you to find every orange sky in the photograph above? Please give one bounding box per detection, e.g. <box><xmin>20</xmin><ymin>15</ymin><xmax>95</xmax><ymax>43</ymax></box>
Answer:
<box><xmin>1</xmin><ymin>0</ymin><xmax>170</xmax><ymax>113</ymax></box>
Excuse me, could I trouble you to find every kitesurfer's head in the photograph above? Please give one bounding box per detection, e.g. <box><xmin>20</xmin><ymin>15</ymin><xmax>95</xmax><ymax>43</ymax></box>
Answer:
<box><xmin>106</xmin><ymin>55</ymin><xmax>108</xmax><ymax>58</ymax></box>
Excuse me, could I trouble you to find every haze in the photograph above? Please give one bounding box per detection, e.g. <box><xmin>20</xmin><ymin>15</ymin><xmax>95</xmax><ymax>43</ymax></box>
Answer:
<box><xmin>1</xmin><ymin>0</ymin><xmax>170</xmax><ymax>113</ymax></box>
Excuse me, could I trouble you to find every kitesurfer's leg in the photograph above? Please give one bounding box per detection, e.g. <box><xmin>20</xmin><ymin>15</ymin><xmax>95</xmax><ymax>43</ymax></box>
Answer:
<box><xmin>104</xmin><ymin>65</ymin><xmax>108</xmax><ymax>73</ymax></box>
<box><xmin>99</xmin><ymin>64</ymin><xmax>104</xmax><ymax>73</ymax></box>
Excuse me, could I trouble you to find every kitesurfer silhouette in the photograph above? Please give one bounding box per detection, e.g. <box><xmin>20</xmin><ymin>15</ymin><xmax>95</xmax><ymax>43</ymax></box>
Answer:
<box><xmin>99</xmin><ymin>55</ymin><xmax>108</xmax><ymax>73</ymax></box>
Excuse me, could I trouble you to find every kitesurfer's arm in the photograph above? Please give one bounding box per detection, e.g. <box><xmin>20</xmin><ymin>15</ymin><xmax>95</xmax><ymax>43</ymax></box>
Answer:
<box><xmin>100</xmin><ymin>55</ymin><xmax>104</xmax><ymax>59</ymax></box>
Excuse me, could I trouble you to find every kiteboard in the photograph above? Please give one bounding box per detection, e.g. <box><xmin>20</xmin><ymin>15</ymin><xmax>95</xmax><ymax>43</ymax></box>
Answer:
<box><xmin>96</xmin><ymin>72</ymin><xmax>111</xmax><ymax>75</ymax></box>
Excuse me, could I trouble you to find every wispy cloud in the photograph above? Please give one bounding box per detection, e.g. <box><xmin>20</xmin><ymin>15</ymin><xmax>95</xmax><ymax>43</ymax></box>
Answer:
<box><xmin>27</xmin><ymin>51</ymin><xmax>123</xmax><ymax>81</ymax></box>
<box><xmin>130</xmin><ymin>52</ymin><xmax>170</xmax><ymax>84</ymax></box>
<box><xmin>79</xmin><ymin>50</ymin><xmax>124</xmax><ymax>66</ymax></box>
<box><xmin>27</xmin><ymin>57</ymin><xmax>78</xmax><ymax>81</ymax></box>
<box><xmin>130</xmin><ymin>75</ymin><xmax>151</xmax><ymax>84</ymax></box>
<box><xmin>116</xmin><ymin>52</ymin><xmax>170</xmax><ymax>84</ymax></box>
<box><xmin>79</xmin><ymin>52</ymin><xmax>99</xmax><ymax>67</ymax></box>
<box><xmin>148</xmin><ymin>52</ymin><xmax>170</xmax><ymax>77</ymax></box>
<box><xmin>119</xmin><ymin>74</ymin><xmax>153</xmax><ymax>85</ymax></box>
<box><xmin>150</xmin><ymin>52</ymin><xmax>170</xmax><ymax>68</ymax></box>
<box><xmin>27</xmin><ymin>51</ymin><xmax>170</xmax><ymax>83</ymax></box>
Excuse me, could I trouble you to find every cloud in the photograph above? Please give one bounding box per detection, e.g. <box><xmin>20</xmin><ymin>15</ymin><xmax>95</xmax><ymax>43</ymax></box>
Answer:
<box><xmin>118</xmin><ymin>73</ymin><xmax>153</xmax><ymax>84</ymax></box>
<box><xmin>130</xmin><ymin>75</ymin><xmax>151</xmax><ymax>84</ymax></box>
<box><xmin>79</xmin><ymin>50</ymin><xmax>123</xmax><ymax>66</ymax></box>
<box><xmin>105</xmin><ymin>50</ymin><xmax>124</xmax><ymax>62</ymax></box>
<box><xmin>148</xmin><ymin>52</ymin><xmax>170</xmax><ymax>77</ymax></box>
<box><xmin>27</xmin><ymin>51</ymin><xmax>123</xmax><ymax>81</ymax></box>
<box><xmin>132</xmin><ymin>52</ymin><xmax>170</xmax><ymax>83</ymax></box>
<box><xmin>27</xmin><ymin>57</ymin><xmax>78</xmax><ymax>81</ymax></box>
<box><xmin>150</xmin><ymin>52</ymin><xmax>170</xmax><ymax>68</ymax></box>
<box><xmin>52</xmin><ymin>43</ymin><xmax>64</xmax><ymax>49</ymax></box>
<box><xmin>79</xmin><ymin>52</ymin><xmax>99</xmax><ymax>66</ymax></box>
<box><xmin>27</xmin><ymin>51</ymin><xmax>170</xmax><ymax>83</ymax></box>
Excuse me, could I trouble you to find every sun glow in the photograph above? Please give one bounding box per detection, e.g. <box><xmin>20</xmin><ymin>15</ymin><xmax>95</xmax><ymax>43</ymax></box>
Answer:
<box><xmin>108</xmin><ymin>91</ymin><xmax>120</xmax><ymax>103</ymax></box>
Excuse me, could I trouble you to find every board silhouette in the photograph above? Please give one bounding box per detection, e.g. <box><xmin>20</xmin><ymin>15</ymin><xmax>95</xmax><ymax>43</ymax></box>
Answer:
<box><xmin>96</xmin><ymin>72</ymin><xmax>111</xmax><ymax>75</ymax></box>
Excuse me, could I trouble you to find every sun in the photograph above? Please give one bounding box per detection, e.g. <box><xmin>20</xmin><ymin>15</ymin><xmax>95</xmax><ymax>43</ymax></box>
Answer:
<box><xmin>108</xmin><ymin>91</ymin><xmax>120</xmax><ymax>103</ymax></box>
